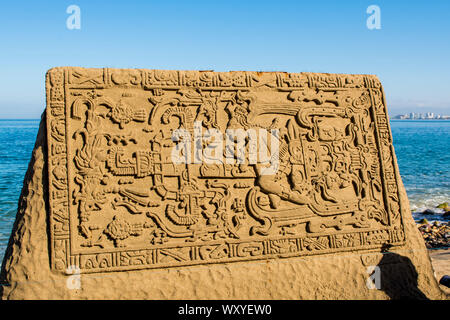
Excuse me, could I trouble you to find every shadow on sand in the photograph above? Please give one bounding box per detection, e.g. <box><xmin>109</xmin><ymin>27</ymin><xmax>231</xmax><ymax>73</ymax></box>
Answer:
<box><xmin>376</xmin><ymin>244</ymin><xmax>428</xmax><ymax>299</ymax></box>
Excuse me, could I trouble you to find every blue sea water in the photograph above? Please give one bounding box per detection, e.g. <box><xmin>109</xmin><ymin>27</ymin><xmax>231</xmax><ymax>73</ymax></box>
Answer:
<box><xmin>0</xmin><ymin>119</ymin><xmax>448</xmax><ymax>262</ymax></box>
<box><xmin>0</xmin><ymin>120</ymin><xmax>40</xmax><ymax>263</ymax></box>
<box><xmin>390</xmin><ymin>120</ymin><xmax>450</xmax><ymax>221</ymax></box>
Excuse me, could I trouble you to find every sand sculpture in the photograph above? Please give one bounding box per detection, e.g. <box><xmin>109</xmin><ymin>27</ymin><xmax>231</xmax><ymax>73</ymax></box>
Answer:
<box><xmin>0</xmin><ymin>68</ymin><xmax>446</xmax><ymax>299</ymax></box>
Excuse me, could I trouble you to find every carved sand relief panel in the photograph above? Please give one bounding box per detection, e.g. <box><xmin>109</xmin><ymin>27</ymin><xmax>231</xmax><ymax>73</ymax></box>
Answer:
<box><xmin>46</xmin><ymin>68</ymin><xmax>405</xmax><ymax>273</ymax></box>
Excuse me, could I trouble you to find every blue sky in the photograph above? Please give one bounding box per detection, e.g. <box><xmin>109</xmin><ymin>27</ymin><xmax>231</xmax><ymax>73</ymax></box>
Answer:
<box><xmin>0</xmin><ymin>0</ymin><xmax>449</xmax><ymax>118</ymax></box>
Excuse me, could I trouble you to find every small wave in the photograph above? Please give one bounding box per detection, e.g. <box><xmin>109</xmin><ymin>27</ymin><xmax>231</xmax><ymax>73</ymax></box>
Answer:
<box><xmin>408</xmin><ymin>193</ymin><xmax>449</xmax><ymax>211</ymax></box>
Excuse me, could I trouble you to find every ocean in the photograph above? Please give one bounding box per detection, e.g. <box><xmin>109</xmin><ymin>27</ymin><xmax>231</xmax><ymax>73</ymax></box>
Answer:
<box><xmin>0</xmin><ymin>119</ymin><xmax>449</xmax><ymax>262</ymax></box>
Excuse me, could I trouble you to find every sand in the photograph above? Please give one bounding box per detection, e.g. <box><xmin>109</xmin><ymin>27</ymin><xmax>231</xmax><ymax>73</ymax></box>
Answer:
<box><xmin>0</xmin><ymin>68</ymin><xmax>446</xmax><ymax>299</ymax></box>
<box><xmin>429</xmin><ymin>248</ymin><xmax>450</xmax><ymax>294</ymax></box>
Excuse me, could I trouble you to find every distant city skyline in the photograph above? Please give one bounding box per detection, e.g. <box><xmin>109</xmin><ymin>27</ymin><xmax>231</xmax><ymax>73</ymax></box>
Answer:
<box><xmin>387</xmin><ymin>106</ymin><xmax>450</xmax><ymax>117</ymax></box>
<box><xmin>392</xmin><ymin>112</ymin><xmax>450</xmax><ymax>120</ymax></box>
<box><xmin>0</xmin><ymin>1</ymin><xmax>449</xmax><ymax>118</ymax></box>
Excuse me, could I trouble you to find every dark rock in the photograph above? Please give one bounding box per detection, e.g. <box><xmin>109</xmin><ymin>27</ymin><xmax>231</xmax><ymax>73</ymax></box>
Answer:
<box><xmin>439</xmin><ymin>275</ymin><xmax>450</xmax><ymax>288</ymax></box>
<box><xmin>436</xmin><ymin>202</ymin><xmax>449</xmax><ymax>209</ymax></box>
<box><xmin>417</xmin><ymin>221</ymin><xmax>450</xmax><ymax>249</ymax></box>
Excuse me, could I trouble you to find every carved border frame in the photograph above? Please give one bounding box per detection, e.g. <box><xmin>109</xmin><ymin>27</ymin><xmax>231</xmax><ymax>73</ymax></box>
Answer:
<box><xmin>46</xmin><ymin>68</ymin><xmax>406</xmax><ymax>273</ymax></box>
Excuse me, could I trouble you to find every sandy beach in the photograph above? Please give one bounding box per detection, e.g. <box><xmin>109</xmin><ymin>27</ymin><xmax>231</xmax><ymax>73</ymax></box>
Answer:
<box><xmin>429</xmin><ymin>249</ymin><xmax>450</xmax><ymax>294</ymax></box>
